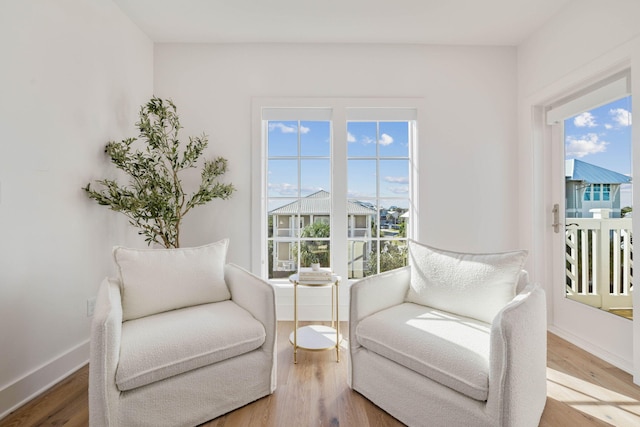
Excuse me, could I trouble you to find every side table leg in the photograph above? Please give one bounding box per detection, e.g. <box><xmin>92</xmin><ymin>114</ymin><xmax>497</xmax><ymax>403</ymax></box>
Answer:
<box><xmin>336</xmin><ymin>279</ymin><xmax>340</xmax><ymax>363</ymax></box>
<box><xmin>294</xmin><ymin>281</ymin><xmax>298</xmax><ymax>364</ymax></box>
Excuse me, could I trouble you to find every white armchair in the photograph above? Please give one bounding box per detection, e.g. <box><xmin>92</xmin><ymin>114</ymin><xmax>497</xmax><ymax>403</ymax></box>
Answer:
<box><xmin>349</xmin><ymin>241</ymin><xmax>547</xmax><ymax>427</ymax></box>
<box><xmin>89</xmin><ymin>241</ymin><xmax>276</xmax><ymax>427</ymax></box>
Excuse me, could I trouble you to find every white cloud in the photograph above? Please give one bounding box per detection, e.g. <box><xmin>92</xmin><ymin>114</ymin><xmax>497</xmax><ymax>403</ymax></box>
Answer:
<box><xmin>573</xmin><ymin>112</ymin><xmax>597</xmax><ymax>128</ymax></box>
<box><xmin>384</xmin><ymin>176</ymin><xmax>408</xmax><ymax>184</ymax></box>
<box><xmin>388</xmin><ymin>185</ymin><xmax>409</xmax><ymax>194</ymax></box>
<box><xmin>565</xmin><ymin>133</ymin><xmax>608</xmax><ymax>158</ymax></box>
<box><xmin>610</xmin><ymin>108</ymin><xmax>632</xmax><ymax>127</ymax></box>
<box><xmin>268</xmin><ymin>183</ymin><xmax>325</xmax><ymax>196</ymax></box>
<box><xmin>268</xmin><ymin>122</ymin><xmax>310</xmax><ymax>134</ymax></box>
<box><xmin>347</xmin><ymin>190</ymin><xmax>375</xmax><ymax>199</ymax></box>
<box><xmin>349</xmin><ymin>133</ymin><xmax>393</xmax><ymax>145</ymax></box>
<box><xmin>267</xmin><ymin>182</ymin><xmax>297</xmax><ymax>196</ymax></box>
<box><xmin>379</xmin><ymin>133</ymin><xmax>394</xmax><ymax>146</ymax></box>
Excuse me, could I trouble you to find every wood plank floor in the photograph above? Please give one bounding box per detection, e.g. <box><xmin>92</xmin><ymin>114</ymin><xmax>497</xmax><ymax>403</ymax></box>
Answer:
<box><xmin>2</xmin><ymin>322</ymin><xmax>640</xmax><ymax>426</ymax></box>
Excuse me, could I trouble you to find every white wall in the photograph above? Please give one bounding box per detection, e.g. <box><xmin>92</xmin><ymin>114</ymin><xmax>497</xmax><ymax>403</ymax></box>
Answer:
<box><xmin>517</xmin><ymin>0</ymin><xmax>640</xmax><ymax>378</ymax></box>
<box><xmin>0</xmin><ymin>0</ymin><xmax>153</xmax><ymax>417</ymax></box>
<box><xmin>154</xmin><ymin>43</ymin><xmax>520</xmax><ymax>267</ymax></box>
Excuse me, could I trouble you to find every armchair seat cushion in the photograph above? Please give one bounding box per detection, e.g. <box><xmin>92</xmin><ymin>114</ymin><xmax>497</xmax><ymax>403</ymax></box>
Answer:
<box><xmin>116</xmin><ymin>300</ymin><xmax>266</xmax><ymax>392</ymax></box>
<box><xmin>355</xmin><ymin>302</ymin><xmax>491</xmax><ymax>401</ymax></box>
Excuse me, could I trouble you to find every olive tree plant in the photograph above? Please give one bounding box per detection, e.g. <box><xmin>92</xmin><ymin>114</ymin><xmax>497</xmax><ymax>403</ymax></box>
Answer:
<box><xmin>84</xmin><ymin>96</ymin><xmax>234</xmax><ymax>248</ymax></box>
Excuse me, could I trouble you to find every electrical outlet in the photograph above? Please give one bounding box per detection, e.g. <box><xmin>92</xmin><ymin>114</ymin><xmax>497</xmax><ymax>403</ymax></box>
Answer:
<box><xmin>87</xmin><ymin>297</ymin><xmax>96</xmax><ymax>317</ymax></box>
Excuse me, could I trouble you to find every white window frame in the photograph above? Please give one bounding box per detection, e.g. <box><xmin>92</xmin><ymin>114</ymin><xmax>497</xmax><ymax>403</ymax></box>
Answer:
<box><xmin>251</xmin><ymin>97</ymin><xmax>423</xmax><ymax>283</ymax></box>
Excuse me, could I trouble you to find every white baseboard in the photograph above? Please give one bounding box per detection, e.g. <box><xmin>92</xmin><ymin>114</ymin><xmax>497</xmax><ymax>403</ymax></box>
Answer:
<box><xmin>0</xmin><ymin>340</ymin><xmax>90</xmax><ymax>421</ymax></box>
<box><xmin>548</xmin><ymin>325</ymin><xmax>634</xmax><ymax>374</ymax></box>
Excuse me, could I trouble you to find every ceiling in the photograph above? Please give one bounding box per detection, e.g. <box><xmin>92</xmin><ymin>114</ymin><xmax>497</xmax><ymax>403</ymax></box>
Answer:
<box><xmin>113</xmin><ymin>0</ymin><xmax>572</xmax><ymax>46</ymax></box>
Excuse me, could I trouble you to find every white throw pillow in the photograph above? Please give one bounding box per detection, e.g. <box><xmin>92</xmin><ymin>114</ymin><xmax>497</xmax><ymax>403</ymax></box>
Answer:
<box><xmin>114</xmin><ymin>239</ymin><xmax>231</xmax><ymax>321</ymax></box>
<box><xmin>405</xmin><ymin>240</ymin><xmax>527</xmax><ymax>324</ymax></box>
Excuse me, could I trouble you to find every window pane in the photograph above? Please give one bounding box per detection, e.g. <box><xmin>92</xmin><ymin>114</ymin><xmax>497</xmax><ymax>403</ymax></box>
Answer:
<box><xmin>301</xmin><ymin>121</ymin><xmax>330</xmax><ymax>157</ymax></box>
<box><xmin>363</xmin><ymin>240</ymin><xmax>379</xmax><ymax>277</ymax></box>
<box><xmin>379</xmin><ymin>240</ymin><xmax>408</xmax><ymax>273</ymax></box>
<box><xmin>347</xmin><ymin>239</ymin><xmax>371</xmax><ymax>279</ymax></box>
<box><xmin>300</xmin><ymin>213</ymin><xmax>331</xmax><ymax>237</ymax></box>
<box><xmin>300</xmin><ymin>159</ymin><xmax>330</xmax><ymax>196</ymax></box>
<box><xmin>268</xmin><ymin>198</ymin><xmax>298</xmax><ymax>237</ymax></box>
<box><xmin>347</xmin><ymin>122</ymin><xmax>377</xmax><ymax>157</ymax></box>
<box><xmin>379</xmin><ymin>160</ymin><xmax>409</xmax><ymax>198</ymax></box>
<box><xmin>347</xmin><ymin>199</ymin><xmax>376</xmax><ymax>238</ymax></box>
<box><xmin>268</xmin><ymin>121</ymin><xmax>298</xmax><ymax>157</ymax></box>
<box><xmin>268</xmin><ymin>159</ymin><xmax>298</xmax><ymax>197</ymax></box>
<box><xmin>269</xmin><ymin>240</ymin><xmax>297</xmax><ymax>279</ymax></box>
<box><xmin>379</xmin><ymin>199</ymin><xmax>409</xmax><ymax>238</ymax></box>
<box><xmin>379</xmin><ymin>122</ymin><xmax>409</xmax><ymax>157</ymax></box>
<box><xmin>348</xmin><ymin>159</ymin><xmax>376</xmax><ymax>199</ymax></box>
<box><xmin>300</xmin><ymin>240</ymin><xmax>331</xmax><ymax>269</ymax></box>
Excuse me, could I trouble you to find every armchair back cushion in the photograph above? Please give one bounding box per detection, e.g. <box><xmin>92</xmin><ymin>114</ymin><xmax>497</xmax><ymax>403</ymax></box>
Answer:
<box><xmin>405</xmin><ymin>240</ymin><xmax>527</xmax><ymax>323</ymax></box>
<box><xmin>114</xmin><ymin>239</ymin><xmax>230</xmax><ymax>321</ymax></box>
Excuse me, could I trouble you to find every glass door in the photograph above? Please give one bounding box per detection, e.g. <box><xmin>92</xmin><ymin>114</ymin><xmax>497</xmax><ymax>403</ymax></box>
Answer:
<box><xmin>558</xmin><ymin>95</ymin><xmax>633</xmax><ymax>319</ymax></box>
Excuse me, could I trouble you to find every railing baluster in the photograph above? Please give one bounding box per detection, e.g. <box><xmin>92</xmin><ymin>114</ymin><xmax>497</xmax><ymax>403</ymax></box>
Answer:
<box><xmin>565</xmin><ymin>217</ymin><xmax>633</xmax><ymax>309</ymax></box>
<box><xmin>612</xmin><ymin>228</ymin><xmax>621</xmax><ymax>295</ymax></box>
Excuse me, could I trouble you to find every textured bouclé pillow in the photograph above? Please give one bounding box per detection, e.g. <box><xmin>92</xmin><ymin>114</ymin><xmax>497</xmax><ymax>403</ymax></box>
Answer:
<box><xmin>114</xmin><ymin>239</ymin><xmax>231</xmax><ymax>321</ymax></box>
<box><xmin>405</xmin><ymin>240</ymin><xmax>527</xmax><ymax>324</ymax></box>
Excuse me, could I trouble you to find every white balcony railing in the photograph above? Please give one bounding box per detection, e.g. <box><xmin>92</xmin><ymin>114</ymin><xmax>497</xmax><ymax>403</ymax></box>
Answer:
<box><xmin>565</xmin><ymin>217</ymin><xmax>633</xmax><ymax>309</ymax></box>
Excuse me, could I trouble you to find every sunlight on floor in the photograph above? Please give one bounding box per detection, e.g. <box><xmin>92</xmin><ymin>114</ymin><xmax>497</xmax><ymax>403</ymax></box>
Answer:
<box><xmin>547</xmin><ymin>368</ymin><xmax>640</xmax><ymax>425</ymax></box>
<box><xmin>609</xmin><ymin>308</ymin><xmax>633</xmax><ymax>320</ymax></box>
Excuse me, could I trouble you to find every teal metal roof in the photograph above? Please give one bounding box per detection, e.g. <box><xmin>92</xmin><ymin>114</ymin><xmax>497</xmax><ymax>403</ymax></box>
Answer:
<box><xmin>565</xmin><ymin>159</ymin><xmax>631</xmax><ymax>184</ymax></box>
<box><xmin>269</xmin><ymin>190</ymin><xmax>377</xmax><ymax>215</ymax></box>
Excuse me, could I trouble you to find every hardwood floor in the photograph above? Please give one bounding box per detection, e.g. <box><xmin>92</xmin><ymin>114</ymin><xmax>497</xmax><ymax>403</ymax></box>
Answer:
<box><xmin>2</xmin><ymin>322</ymin><xmax>640</xmax><ymax>426</ymax></box>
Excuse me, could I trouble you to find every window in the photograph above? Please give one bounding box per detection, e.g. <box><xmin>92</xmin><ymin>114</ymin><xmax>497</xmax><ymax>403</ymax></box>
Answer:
<box><xmin>266</xmin><ymin>119</ymin><xmax>332</xmax><ymax>279</ymax></box>
<box><xmin>583</xmin><ymin>184</ymin><xmax>616</xmax><ymax>202</ymax></box>
<box><xmin>253</xmin><ymin>99</ymin><xmax>419</xmax><ymax>282</ymax></box>
<box><xmin>347</xmin><ymin>120</ymin><xmax>410</xmax><ymax>278</ymax></box>
<box><xmin>593</xmin><ymin>184</ymin><xmax>601</xmax><ymax>201</ymax></box>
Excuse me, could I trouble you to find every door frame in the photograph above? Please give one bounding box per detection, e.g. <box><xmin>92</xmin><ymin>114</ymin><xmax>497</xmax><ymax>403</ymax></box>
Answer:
<box><xmin>521</xmin><ymin>61</ymin><xmax>636</xmax><ymax>376</ymax></box>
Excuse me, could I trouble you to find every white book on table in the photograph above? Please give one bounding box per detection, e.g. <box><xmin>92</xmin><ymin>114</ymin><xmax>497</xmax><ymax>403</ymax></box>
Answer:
<box><xmin>298</xmin><ymin>267</ymin><xmax>332</xmax><ymax>281</ymax></box>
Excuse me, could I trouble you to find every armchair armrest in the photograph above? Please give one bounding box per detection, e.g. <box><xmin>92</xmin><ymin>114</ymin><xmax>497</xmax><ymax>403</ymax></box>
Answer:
<box><xmin>349</xmin><ymin>266</ymin><xmax>411</xmax><ymax>348</ymax></box>
<box><xmin>348</xmin><ymin>266</ymin><xmax>410</xmax><ymax>388</ymax></box>
<box><xmin>225</xmin><ymin>263</ymin><xmax>277</xmax><ymax>358</ymax></box>
<box><xmin>350</xmin><ymin>266</ymin><xmax>411</xmax><ymax>323</ymax></box>
<box><xmin>89</xmin><ymin>277</ymin><xmax>123</xmax><ymax>427</ymax></box>
<box><xmin>488</xmin><ymin>283</ymin><xmax>547</xmax><ymax>427</ymax></box>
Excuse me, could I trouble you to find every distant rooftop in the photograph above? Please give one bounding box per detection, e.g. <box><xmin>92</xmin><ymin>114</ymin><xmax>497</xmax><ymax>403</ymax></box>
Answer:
<box><xmin>269</xmin><ymin>190</ymin><xmax>377</xmax><ymax>215</ymax></box>
<box><xmin>565</xmin><ymin>159</ymin><xmax>631</xmax><ymax>184</ymax></box>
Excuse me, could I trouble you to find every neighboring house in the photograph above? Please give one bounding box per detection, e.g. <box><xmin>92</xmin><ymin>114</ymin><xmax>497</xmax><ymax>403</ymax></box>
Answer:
<box><xmin>269</xmin><ymin>190</ymin><xmax>377</xmax><ymax>273</ymax></box>
<box><xmin>565</xmin><ymin>159</ymin><xmax>631</xmax><ymax>218</ymax></box>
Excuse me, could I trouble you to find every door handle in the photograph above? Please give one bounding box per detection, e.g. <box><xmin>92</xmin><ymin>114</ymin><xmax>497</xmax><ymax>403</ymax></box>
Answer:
<box><xmin>552</xmin><ymin>204</ymin><xmax>560</xmax><ymax>233</ymax></box>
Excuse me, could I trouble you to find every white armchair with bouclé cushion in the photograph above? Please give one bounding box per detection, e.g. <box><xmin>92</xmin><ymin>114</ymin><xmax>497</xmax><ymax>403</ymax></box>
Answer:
<box><xmin>349</xmin><ymin>240</ymin><xmax>547</xmax><ymax>427</ymax></box>
<box><xmin>89</xmin><ymin>240</ymin><xmax>276</xmax><ymax>427</ymax></box>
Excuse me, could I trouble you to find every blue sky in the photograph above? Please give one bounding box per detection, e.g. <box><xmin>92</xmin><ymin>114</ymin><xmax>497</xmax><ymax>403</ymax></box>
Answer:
<box><xmin>267</xmin><ymin>120</ymin><xmax>410</xmax><ymax>211</ymax></box>
<box><xmin>564</xmin><ymin>95</ymin><xmax>632</xmax><ymax>208</ymax></box>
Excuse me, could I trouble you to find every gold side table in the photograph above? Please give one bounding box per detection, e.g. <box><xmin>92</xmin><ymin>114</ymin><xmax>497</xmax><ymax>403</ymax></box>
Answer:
<box><xmin>288</xmin><ymin>273</ymin><xmax>342</xmax><ymax>364</ymax></box>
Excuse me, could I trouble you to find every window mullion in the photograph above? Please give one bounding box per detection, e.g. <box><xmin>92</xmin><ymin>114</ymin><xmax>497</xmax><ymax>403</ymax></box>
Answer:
<box><xmin>296</xmin><ymin>120</ymin><xmax>302</xmax><ymax>268</ymax></box>
<box><xmin>332</xmin><ymin>108</ymin><xmax>348</xmax><ymax>280</ymax></box>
